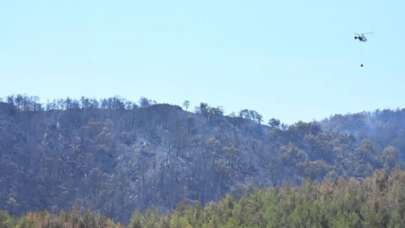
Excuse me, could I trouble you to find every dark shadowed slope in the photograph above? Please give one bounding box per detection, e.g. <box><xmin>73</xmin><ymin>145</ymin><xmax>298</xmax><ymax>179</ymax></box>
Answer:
<box><xmin>0</xmin><ymin>97</ymin><xmax>400</xmax><ymax>222</ymax></box>
<box><xmin>322</xmin><ymin>109</ymin><xmax>405</xmax><ymax>162</ymax></box>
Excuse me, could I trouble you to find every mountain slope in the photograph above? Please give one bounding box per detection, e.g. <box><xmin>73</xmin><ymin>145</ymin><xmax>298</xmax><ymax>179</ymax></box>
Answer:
<box><xmin>322</xmin><ymin>109</ymin><xmax>405</xmax><ymax>161</ymax></box>
<box><xmin>0</xmin><ymin>98</ymin><xmax>400</xmax><ymax>222</ymax></box>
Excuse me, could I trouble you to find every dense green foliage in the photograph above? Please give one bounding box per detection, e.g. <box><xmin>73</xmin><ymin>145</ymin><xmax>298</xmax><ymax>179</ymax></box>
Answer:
<box><xmin>126</xmin><ymin>170</ymin><xmax>405</xmax><ymax>228</ymax></box>
<box><xmin>0</xmin><ymin>209</ymin><xmax>122</xmax><ymax>228</ymax></box>
<box><xmin>3</xmin><ymin>170</ymin><xmax>404</xmax><ymax>227</ymax></box>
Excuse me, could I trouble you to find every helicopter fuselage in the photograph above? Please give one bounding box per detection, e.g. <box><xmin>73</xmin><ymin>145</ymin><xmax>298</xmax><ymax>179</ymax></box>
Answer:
<box><xmin>354</xmin><ymin>35</ymin><xmax>368</xmax><ymax>42</ymax></box>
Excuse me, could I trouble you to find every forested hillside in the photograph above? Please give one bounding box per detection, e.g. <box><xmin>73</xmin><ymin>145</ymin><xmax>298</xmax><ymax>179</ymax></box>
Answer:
<box><xmin>127</xmin><ymin>169</ymin><xmax>405</xmax><ymax>228</ymax></box>
<box><xmin>322</xmin><ymin>109</ymin><xmax>405</xmax><ymax>162</ymax></box>
<box><xmin>0</xmin><ymin>95</ymin><xmax>402</xmax><ymax>222</ymax></box>
<box><xmin>2</xmin><ymin>170</ymin><xmax>405</xmax><ymax>227</ymax></box>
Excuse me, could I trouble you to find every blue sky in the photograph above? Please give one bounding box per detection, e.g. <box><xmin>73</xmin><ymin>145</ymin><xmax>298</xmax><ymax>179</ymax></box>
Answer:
<box><xmin>1</xmin><ymin>0</ymin><xmax>404</xmax><ymax>123</ymax></box>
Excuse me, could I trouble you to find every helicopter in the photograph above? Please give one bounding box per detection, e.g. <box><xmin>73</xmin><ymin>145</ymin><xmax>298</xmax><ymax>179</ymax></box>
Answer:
<box><xmin>354</xmin><ymin>32</ymin><xmax>373</xmax><ymax>67</ymax></box>
<box><xmin>354</xmin><ymin>32</ymin><xmax>372</xmax><ymax>42</ymax></box>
